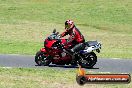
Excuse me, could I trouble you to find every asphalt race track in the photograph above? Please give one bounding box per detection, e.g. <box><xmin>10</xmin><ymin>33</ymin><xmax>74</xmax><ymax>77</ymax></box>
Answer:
<box><xmin>0</xmin><ymin>54</ymin><xmax>132</xmax><ymax>73</ymax></box>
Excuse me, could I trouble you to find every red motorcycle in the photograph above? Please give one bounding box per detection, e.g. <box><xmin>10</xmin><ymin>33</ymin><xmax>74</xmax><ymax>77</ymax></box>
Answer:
<box><xmin>35</xmin><ymin>29</ymin><xmax>101</xmax><ymax>68</ymax></box>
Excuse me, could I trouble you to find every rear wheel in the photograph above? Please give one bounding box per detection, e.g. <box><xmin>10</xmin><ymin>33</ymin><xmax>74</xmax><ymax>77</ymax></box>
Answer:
<box><xmin>79</xmin><ymin>52</ymin><xmax>97</xmax><ymax>68</ymax></box>
<box><xmin>35</xmin><ymin>51</ymin><xmax>51</xmax><ymax>66</ymax></box>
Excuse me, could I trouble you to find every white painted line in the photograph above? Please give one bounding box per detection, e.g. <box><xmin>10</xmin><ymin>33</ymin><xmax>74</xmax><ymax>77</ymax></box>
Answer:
<box><xmin>111</xmin><ymin>58</ymin><xmax>121</xmax><ymax>59</ymax></box>
<box><xmin>99</xmin><ymin>72</ymin><xmax>111</xmax><ymax>74</ymax></box>
<box><xmin>2</xmin><ymin>67</ymin><xmax>12</xmax><ymax>69</ymax></box>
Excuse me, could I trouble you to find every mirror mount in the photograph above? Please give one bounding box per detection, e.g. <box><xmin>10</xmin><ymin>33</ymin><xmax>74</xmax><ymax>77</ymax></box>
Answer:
<box><xmin>53</xmin><ymin>29</ymin><xmax>56</xmax><ymax>33</ymax></box>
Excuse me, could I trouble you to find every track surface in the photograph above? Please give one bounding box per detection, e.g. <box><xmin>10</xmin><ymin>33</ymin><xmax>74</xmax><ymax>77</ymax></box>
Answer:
<box><xmin>0</xmin><ymin>54</ymin><xmax>132</xmax><ymax>73</ymax></box>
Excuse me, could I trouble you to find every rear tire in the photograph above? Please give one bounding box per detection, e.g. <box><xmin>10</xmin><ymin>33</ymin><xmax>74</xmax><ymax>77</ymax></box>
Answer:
<box><xmin>35</xmin><ymin>51</ymin><xmax>51</xmax><ymax>66</ymax></box>
<box><xmin>79</xmin><ymin>52</ymin><xmax>97</xmax><ymax>68</ymax></box>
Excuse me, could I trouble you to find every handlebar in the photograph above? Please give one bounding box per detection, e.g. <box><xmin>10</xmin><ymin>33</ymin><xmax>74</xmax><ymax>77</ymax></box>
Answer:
<box><xmin>47</xmin><ymin>30</ymin><xmax>61</xmax><ymax>40</ymax></box>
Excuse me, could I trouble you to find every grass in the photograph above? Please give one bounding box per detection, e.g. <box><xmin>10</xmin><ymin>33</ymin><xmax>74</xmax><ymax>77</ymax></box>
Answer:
<box><xmin>0</xmin><ymin>1</ymin><xmax>131</xmax><ymax>88</ymax></box>
<box><xmin>0</xmin><ymin>0</ymin><xmax>132</xmax><ymax>58</ymax></box>
<box><xmin>0</xmin><ymin>67</ymin><xmax>76</xmax><ymax>88</ymax></box>
<box><xmin>0</xmin><ymin>67</ymin><xmax>131</xmax><ymax>88</ymax></box>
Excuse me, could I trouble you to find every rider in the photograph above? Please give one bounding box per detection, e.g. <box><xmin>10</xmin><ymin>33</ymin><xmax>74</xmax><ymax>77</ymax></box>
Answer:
<box><xmin>60</xmin><ymin>20</ymin><xmax>85</xmax><ymax>63</ymax></box>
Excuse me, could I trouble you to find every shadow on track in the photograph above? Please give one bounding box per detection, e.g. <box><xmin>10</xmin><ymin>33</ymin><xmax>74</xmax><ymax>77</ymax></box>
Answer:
<box><xmin>35</xmin><ymin>64</ymin><xmax>99</xmax><ymax>69</ymax></box>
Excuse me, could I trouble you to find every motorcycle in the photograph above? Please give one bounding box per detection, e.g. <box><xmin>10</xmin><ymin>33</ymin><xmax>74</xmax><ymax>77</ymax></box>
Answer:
<box><xmin>35</xmin><ymin>29</ymin><xmax>101</xmax><ymax>68</ymax></box>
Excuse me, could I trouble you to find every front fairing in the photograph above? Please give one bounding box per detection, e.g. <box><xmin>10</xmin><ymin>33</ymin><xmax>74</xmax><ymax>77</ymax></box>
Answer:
<box><xmin>44</xmin><ymin>39</ymin><xmax>57</xmax><ymax>49</ymax></box>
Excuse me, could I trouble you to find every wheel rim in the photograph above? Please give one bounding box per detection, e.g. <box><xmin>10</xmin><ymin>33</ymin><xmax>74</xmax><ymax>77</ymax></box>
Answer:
<box><xmin>81</xmin><ymin>54</ymin><xmax>96</xmax><ymax>67</ymax></box>
<box><xmin>37</xmin><ymin>55</ymin><xmax>43</xmax><ymax>65</ymax></box>
<box><xmin>37</xmin><ymin>54</ymin><xmax>46</xmax><ymax>65</ymax></box>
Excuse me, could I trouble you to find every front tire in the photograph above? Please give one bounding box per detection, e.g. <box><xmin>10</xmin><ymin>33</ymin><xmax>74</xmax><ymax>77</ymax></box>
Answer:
<box><xmin>79</xmin><ymin>52</ymin><xmax>97</xmax><ymax>68</ymax></box>
<box><xmin>35</xmin><ymin>51</ymin><xmax>51</xmax><ymax>66</ymax></box>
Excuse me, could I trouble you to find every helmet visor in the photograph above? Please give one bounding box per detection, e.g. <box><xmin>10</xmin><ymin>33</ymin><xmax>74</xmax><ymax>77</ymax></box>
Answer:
<box><xmin>65</xmin><ymin>24</ymin><xmax>69</xmax><ymax>29</ymax></box>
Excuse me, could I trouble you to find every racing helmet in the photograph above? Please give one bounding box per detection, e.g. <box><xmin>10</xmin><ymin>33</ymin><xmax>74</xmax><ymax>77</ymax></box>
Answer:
<box><xmin>65</xmin><ymin>20</ymin><xmax>74</xmax><ymax>31</ymax></box>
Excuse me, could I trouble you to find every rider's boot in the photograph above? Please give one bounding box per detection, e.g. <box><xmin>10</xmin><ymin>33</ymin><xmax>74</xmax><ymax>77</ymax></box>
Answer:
<box><xmin>67</xmin><ymin>49</ymin><xmax>77</xmax><ymax>64</ymax></box>
<box><xmin>70</xmin><ymin>43</ymin><xmax>86</xmax><ymax>64</ymax></box>
<box><xmin>64</xmin><ymin>43</ymin><xmax>86</xmax><ymax>65</ymax></box>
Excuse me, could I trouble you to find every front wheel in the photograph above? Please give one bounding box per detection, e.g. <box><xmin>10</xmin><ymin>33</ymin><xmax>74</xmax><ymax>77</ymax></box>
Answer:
<box><xmin>35</xmin><ymin>51</ymin><xmax>51</xmax><ymax>66</ymax></box>
<box><xmin>79</xmin><ymin>52</ymin><xmax>97</xmax><ymax>68</ymax></box>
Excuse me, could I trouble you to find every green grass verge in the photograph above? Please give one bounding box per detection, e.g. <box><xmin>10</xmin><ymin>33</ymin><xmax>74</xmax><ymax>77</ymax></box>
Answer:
<box><xmin>0</xmin><ymin>67</ymin><xmax>131</xmax><ymax>88</ymax></box>
<box><xmin>0</xmin><ymin>0</ymin><xmax>132</xmax><ymax>58</ymax></box>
